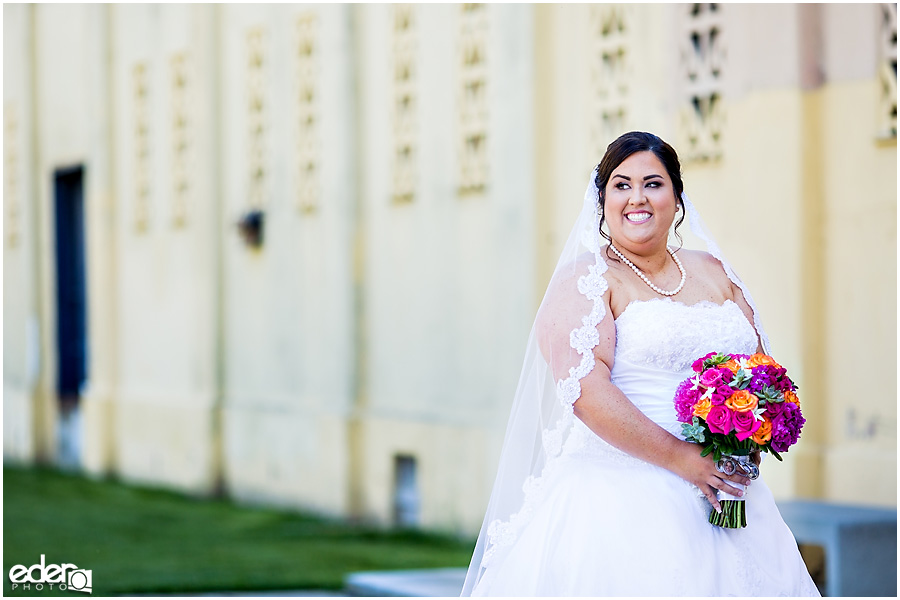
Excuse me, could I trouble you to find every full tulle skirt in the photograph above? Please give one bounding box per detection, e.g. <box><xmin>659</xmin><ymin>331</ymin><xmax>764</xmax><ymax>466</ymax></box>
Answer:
<box><xmin>471</xmin><ymin>451</ymin><xmax>819</xmax><ymax>597</ymax></box>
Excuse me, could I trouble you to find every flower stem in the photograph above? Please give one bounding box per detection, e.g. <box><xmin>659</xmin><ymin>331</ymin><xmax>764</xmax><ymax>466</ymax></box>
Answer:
<box><xmin>709</xmin><ymin>500</ymin><xmax>747</xmax><ymax>528</ymax></box>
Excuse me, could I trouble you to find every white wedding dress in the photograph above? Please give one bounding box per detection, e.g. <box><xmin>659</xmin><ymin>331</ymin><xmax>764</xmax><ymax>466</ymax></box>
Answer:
<box><xmin>471</xmin><ymin>297</ymin><xmax>820</xmax><ymax>596</ymax></box>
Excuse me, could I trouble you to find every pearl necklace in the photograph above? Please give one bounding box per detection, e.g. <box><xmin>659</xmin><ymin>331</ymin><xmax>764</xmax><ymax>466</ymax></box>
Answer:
<box><xmin>609</xmin><ymin>243</ymin><xmax>686</xmax><ymax>297</ymax></box>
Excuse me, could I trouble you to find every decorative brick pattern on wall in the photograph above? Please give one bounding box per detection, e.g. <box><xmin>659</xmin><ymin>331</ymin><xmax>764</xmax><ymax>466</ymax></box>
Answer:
<box><xmin>5</xmin><ymin>103</ymin><xmax>20</xmax><ymax>248</ymax></box>
<box><xmin>457</xmin><ymin>3</ymin><xmax>489</xmax><ymax>196</ymax></box>
<box><xmin>391</xmin><ymin>5</ymin><xmax>417</xmax><ymax>204</ymax></box>
<box><xmin>680</xmin><ymin>3</ymin><xmax>725</xmax><ymax>162</ymax></box>
<box><xmin>133</xmin><ymin>61</ymin><xmax>151</xmax><ymax>230</ymax></box>
<box><xmin>246</xmin><ymin>26</ymin><xmax>267</xmax><ymax>208</ymax></box>
<box><xmin>879</xmin><ymin>3</ymin><xmax>897</xmax><ymax>139</ymax></box>
<box><xmin>170</xmin><ymin>52</ymin><xmax>190</xmax><ymax>227</ymax></box>
<box><xmin>294</xmin><ymin>12</ymin><xmax>320</xmax><ymax>214</ymax></box>
<box><xmin>589</xmin><ymin>5</ymin><xmax>631</xmax><ymax>161</ymax></box>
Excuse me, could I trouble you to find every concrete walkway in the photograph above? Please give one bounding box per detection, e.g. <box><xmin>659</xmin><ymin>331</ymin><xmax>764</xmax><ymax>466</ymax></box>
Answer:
<box><xmin>127</xmin><ymin>590</ymin><xmax>345</xmax><ymax>597</ymax></box>
<box><xmin>127</xmin><ymin>568</ymin><xmax>467</xmax><ymax>597</ymax></box>
<box><xmin>344</xmin><ymin>568</ymin><xmax>467</xmax><ymax>597</ymax></box>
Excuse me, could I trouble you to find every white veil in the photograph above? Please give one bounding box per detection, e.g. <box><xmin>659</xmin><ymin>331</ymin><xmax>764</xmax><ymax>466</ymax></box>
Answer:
<box><xmin>461</xmin><ymin>159</ymin><xmax>772</xmax><ymax>595</ymax></box>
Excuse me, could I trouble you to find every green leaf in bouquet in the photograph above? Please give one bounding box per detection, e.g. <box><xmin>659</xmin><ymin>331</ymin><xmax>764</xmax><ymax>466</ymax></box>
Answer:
<box><xmin>682</xmin><ymin>417</ymin><xmax>707</xmax><ymax>443</ymax></box>
<box><xmin>730</xmin><ymin>369</ymin><xmax>753</xmax><ymax>389</ymax></box>
<box><xmin>703</xmin><ymin>353</ymin><xmax>731</xmax><ymax>370</ymax></box>
<box><xmin>758</xmin><ymin>385</ymin><xmax>782</xmax><ymax>403</ymax></box>
<box><xmin>769</xmin><ymin>447</ymin><xmax>783</xmax><ymax>461</ymax></box>
<box><xmin>700</xmin><ymin>444</ymin><xmax>714</xmax><ymax>458</ymax></box>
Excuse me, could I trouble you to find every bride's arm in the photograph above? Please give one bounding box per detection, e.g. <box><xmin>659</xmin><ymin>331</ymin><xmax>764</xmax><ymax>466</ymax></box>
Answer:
<box><xmin>575</xmin><ymin>350</ymin><xmax>750</xmax><ymax>510</ymax></box>
<box><xmin>536</xmin><ymin>272</ymin><xmax>751</xmax><ymax>512</ymax></box>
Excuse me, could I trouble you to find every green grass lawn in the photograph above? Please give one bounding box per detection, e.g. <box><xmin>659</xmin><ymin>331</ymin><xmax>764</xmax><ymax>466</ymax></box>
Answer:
<box><xmin>3</xmin><ymin>465</ymin><xmax>475</xmax><ymax>596</ymax></box>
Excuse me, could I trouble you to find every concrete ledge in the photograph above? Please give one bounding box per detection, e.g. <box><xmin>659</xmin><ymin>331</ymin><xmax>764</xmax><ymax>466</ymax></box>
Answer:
<box><xmin>345</xmin><ymin>568</ymin><xmax>467</xmax><ymax>597</ymax></box>
<box><xmin>777</xmin><ymin>500</ymin><xmax>897</xmax><ymax>597</ymax></box>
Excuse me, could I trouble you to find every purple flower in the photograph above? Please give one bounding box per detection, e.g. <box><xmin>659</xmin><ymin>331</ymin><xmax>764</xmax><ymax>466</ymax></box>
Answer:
<box><xmin>750</xmin><ymin>365</ymin><xmax>776</xmax><ymax>386</ymax></box>
<box><xmin>674</xmin><ymin>379</ymin><xmax>700</xmax><ymax>423</ymax></box>
<box><xmin>774</xmin><ymin>372</ymin><xmax>794</xmax><ymax>392</ymax></box>
<box><xmin>765</xmin><ymin>401</ymin><xmax>785</xmax><ymax>418</ymax></box>
<box><xmin>770</xmin><ymin>402</ymin><xmax>805</xmax><ymax>452</ymax></box>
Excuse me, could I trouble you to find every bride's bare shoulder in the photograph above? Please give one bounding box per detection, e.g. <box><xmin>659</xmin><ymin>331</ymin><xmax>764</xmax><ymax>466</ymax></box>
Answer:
<box><xmin>676</xmin><ymin>248</ymin><xmax>736</xmax><ymax>291</ymax></box>
<box><xmin>676</xmin><ymin>248</ymin><xmax>726</xmax><ymax>272</ymax></box>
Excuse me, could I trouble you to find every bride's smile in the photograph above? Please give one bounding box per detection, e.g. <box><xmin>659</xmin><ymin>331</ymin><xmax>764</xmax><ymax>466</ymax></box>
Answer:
<box><xmin>625</xmin><ymin>210</ymin><xmax>652</xmax><ymax>222</ymax></box>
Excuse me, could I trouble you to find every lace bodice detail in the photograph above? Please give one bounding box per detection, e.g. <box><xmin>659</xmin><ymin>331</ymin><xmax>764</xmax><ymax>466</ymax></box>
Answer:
<box><xmin>614</xmin><ymin>298</ymin><xmax>758</xmax><ymax>373</ymax></box>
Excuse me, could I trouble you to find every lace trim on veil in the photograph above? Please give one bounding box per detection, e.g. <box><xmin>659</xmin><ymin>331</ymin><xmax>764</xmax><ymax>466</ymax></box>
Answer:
<box><xmin>481</xmin><ymin>211</ymin><xmax>608</xmax><ymax>568</ymax></box>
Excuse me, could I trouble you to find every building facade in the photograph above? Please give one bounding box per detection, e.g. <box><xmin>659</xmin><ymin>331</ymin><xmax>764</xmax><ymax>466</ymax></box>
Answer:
<box><xmin>3</xmin><ymin>3</ymin><xmax>896</xmax><ymax>535</ymax></box>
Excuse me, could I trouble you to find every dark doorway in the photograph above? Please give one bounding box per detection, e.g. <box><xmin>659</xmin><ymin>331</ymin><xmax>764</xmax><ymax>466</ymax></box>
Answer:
<box><xmin>54</xmin><ymin>165</ymin><xmax>87</xmax><ymax>468</ymax></box>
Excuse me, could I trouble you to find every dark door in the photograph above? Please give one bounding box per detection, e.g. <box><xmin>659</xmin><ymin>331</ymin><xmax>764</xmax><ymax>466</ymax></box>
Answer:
<box><xmin>54</xmin><ymin>166</ymin><xmax>87</xmax><ymax>403</ymax></box>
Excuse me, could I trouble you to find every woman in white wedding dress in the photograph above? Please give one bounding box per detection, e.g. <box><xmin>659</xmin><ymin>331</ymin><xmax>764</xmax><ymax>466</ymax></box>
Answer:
<box><xmin>462</xmin><ymin>132</ymin><xmax>819</xmax><ymax>596</ymax></box>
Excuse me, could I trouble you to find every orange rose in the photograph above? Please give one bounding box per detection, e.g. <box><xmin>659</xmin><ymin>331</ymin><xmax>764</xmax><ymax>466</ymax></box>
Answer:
<box><xmin>783</xmin><ymin>390</ymin><xmax>800</xmax><ymax>406</ymax></box>
<box><xmin>720</xmin><ymin>359</ymin><xmax>741</xmax><ymax>374</ymax></box>
<box><xmin>692</xmin><ymin>398</ymin><xmax>712</xmax><ymax>420</ymax></box>
<box><xmin>747</xmin><ymin>353</ymin><xmax>782</xmax><ymax>369</ymax></box>
<box><xmin>725</xmin><ymin>389</ymin><xmax>758</xmax><ymax>413</ymax></box>
<box><xmin>751</xmin><ymin>416</ymin><xmax>773</xmax><ymax>444</ymax></box>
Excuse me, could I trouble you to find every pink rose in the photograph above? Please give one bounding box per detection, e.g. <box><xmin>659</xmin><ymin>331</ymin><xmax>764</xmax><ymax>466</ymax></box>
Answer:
<box><xmin>732</xmin><ymin>410</ymin><xmax>763</xmax><ymax>441</ymax></box>
<box><xmin>706</xmin><ymin>405</ymin><xmax>734</xmax><ymax>435</ymax></box>
<box><xmin>699</xmin><ymin>368</ymin><xmax>725</xmax><ymax>388</ymax></box>
<box><xmin>711</xmin><ymin>384</ymin><xmax>734</xmax><ymax>405</ymax></box>
<box><xmin>692</xmin><ymin>352</ymin><xmax>717</xmax><ymax>373</ymax></box>
<box><xmin>700</xmin><ymin>368</ymin><xmax>733</xmax><ymax>388</ymax></box>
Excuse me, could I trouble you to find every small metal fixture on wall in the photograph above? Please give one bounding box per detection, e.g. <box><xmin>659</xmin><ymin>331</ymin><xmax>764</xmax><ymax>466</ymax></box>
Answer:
<box><xmin>237</xmin><ymin>209</ymin><xmax>264</xmax><ymax>248</ymax></box>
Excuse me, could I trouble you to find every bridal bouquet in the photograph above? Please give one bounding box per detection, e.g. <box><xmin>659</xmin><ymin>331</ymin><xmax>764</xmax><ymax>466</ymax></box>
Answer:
<box><xmin>674</xmin><ymin>351</ymin><xmax>805</xmax><ymax>528</ymax></box>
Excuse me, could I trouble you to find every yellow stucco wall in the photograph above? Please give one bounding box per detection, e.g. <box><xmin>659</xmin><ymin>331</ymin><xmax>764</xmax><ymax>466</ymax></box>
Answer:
<box><xmin>818</xmin><ymin>79</ymin><xmax>897</xmax><ymax>506</ymax></box>
<box><xmin>3</xmin><ymin>4</ymin><xmax>895</xmax><ymax>535</ymax></box>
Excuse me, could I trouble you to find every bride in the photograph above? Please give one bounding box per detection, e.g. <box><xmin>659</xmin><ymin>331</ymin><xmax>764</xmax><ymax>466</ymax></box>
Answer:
<box><xmin>461</xmin><ymin>132</ymin><xmax>819</xmax><ymax>596</ymax></box>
